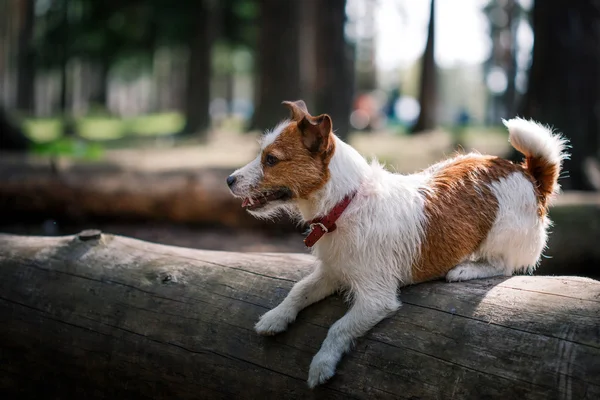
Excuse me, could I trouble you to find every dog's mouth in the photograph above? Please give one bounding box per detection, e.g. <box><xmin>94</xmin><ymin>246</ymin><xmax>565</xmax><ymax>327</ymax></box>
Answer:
<box><xmin>241</xmin><ymin>188</ymin><xmax>293</xmax><ymax>211</ymax></box>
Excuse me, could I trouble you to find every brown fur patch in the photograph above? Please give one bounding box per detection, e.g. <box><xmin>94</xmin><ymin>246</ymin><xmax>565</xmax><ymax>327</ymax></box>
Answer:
<box><xmin>411</xmin><ymin>155</ymin><xmax>522</xmax><ymax>283</ymax></box>
<box><xmin>260</xmin><ymin>122</ymin><xmax>335</xmax><ymax>199</ymax></box>
<box><xmin>522</xmin><ymin>155</ymin><xmax>559</xmax><ymax>216</ymax></box>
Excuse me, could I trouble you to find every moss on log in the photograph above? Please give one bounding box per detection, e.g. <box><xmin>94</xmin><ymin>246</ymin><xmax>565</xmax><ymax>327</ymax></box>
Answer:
<box><xmin>0</xmin><ymin>232</ymin><xmax>599</xmax><ymax>399</ymax></box>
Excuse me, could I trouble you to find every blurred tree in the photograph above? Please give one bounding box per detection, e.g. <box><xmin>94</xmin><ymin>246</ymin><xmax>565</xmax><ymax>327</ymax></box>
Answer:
<box><xmin>483</xmin><ymin>0</ymin><xmax>522</xmax><ymax>123</ymax></box>
<box><xmin>58</xmin><ymin>0</ymin><xmax>69</xmax><ymax>115</ymax></box>
<box><xmin>0</xmin><ymin>1</ymin><xmax>15</xmax><ymax>108</ymax></box>
<box><xmin>182</xmin><ymin>0</ymin><xmax>220</xmax><ymax>137</ymax></box>
<box><xmin>519</xmin><ymin>0</ymin><xmax>600</xmax><ymax>191</ymax></box>
<box><xmin>412</xmin><ymin>0</ymin><xmax>437</xmax><ymax>133</ymax></box>
<box><xmin>36</xmin><ymin>0</ymin><xmax>162</xmax><ymax>113</ymax></box>
<box><xmin>250</xmin><ymin>0</ymin><xmax>302</xmax><ymax>132</ymax></box>
<box><xmin>353</xmin><ymin>0</ymin><xmax>378</xmax><ymax>93</ymax></box>
<box><xmin>313</xmin><ymin>0</ymin><xmax>354</xmax><ymax>141</ymax></box>
<box><xmin>16</xmin><ymin>0</ymin><xmax>35</xmax><ymax>113</ymax></box>
<box><xmin>218</xmin><ymin>0</ymin><xmax>258</xmax><ymax>117</ymax></box>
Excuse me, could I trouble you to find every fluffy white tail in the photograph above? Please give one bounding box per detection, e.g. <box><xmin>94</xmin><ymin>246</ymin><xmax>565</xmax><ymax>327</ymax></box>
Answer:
<box><xmin>503</xmin><ymin>117</ymin><xmax>569</xmax><ymax>205</ymax></box>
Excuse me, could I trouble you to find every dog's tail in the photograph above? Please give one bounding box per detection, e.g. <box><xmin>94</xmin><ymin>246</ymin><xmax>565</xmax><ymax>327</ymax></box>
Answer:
<box><xmin>503</xmin><ymin>117</ymin><xmax>569</xmax><ymax>205</ymax></box>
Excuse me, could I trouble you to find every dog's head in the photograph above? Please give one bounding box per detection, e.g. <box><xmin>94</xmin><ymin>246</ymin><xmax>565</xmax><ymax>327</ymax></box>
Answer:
<box><xmin>227</xmin><ymin>100</ymin><xmax>336</xmax><ymax>218</ymax></box>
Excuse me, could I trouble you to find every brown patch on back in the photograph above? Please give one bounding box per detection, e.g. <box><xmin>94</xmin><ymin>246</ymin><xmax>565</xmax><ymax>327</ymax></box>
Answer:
<box><xmin>260</xmin><ymin>121</ymin><xmax>335</xmax><ymax>199</ymax></box>
<box><xmin>411</xmin><ymin>155</ymin><xmax>521</xmax><ymax>283</ymax></box>
<box><xmin>522</xmin><ymin>155</ymin><xmax>559</xmax><ymax>216</ymax></box>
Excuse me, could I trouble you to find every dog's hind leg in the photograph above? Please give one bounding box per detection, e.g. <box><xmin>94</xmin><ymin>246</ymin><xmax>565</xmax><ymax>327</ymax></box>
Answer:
<box><xmin>445</xmin><ymin>260</ymin><xmax>506</xmax><ymax>282</ymax></box>
<box><xmin>307</xmin><ymin>285</ymin><xmax>400</xmax><ymax>388</ymax></box>
<box><xmin>255</xmin><ymin>265</ymin><xmax>338</xmax><ymax>336</ymax></box>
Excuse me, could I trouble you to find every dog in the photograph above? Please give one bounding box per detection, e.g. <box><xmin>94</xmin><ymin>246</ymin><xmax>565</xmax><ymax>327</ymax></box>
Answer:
<box><xmin>226</xmin><ymin>100</ymin><xmax>568</xmax><ymax>388</ymax></box>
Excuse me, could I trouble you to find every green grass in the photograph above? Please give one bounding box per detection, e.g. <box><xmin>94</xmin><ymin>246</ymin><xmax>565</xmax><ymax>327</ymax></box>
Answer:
<box><xmin>128</xmin><ymin>112</ymin><xmax>185</xmax><ymax>136</ymax></box>
<box><xmin>22</xmin><ymin>112</ymin><xmax>186</xmax><ymax>143</ymax></box>
<box><xmin>23</xmin><ymin>118</ymin><xmax>63</xmax><ymax>142</ymax></box>
<box><xmin>78</xmin><ymin>117</ymin><xmax>127</xmax><ymax>140</ymax></box>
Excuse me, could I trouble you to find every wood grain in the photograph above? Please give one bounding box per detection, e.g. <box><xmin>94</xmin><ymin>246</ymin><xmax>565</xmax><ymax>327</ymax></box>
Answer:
<box><xmin>0</xmin><ymin>232</ymin><xmax>599</xmax><ymax>399</ymax></box>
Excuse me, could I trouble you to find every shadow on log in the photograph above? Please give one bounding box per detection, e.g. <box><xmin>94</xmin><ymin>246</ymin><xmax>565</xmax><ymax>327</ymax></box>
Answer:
<box><xmin>0</xmin><ymin>233</ymin><xmax>599</xmax><ymax>399</ymax></box>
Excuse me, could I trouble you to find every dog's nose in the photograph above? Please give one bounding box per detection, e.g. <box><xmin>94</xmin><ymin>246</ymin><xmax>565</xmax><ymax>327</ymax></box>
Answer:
<box><xmin>226</xmin><ymin>175</ymin><xmax>236</xmax><ymax>188</ymax></box>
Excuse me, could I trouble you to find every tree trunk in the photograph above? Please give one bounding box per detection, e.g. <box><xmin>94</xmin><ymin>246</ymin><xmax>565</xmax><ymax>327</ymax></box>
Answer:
<box><xmin>299</xmin><ymin>0</ymin><xmax>318</xmax><ymax>107</ymax></box>
<box><xmin>0</xmin><ymin>1</ymin><xmax>15</xmax><ymax>108</ymax></box>
<box><xmin>1</xmin><ymin>232</ymin><xmax>599</xmax><ymax>399</ymax></box>
<box><xmin>412</xmin><ymin>0</ymin><xmax>437</xmax><ymax>133</ymax></box>
<box><xmin>57</xmin><ymin>0</ymin><xmax>75</xmax><ymax>138</ymax></box>
<box><xmin>0</xmin><ymin>106</ymin><xmax>31</xmax><ymax>151</ymax></box>
<box><xmin>313</xmin><ymin>0</ymin><xmax>353</xmax><ymax>141</ymax></box>
<box><xmin>250</xmin><ymin>0</ymin><xmax>302</xmax><ymax>132</ymax></box>
<box><xmin>182</xmin><ymin>0</ymin><xmax>218</xmax><ymax>138</ymax></box>
<box><xmin>15</xmin><ymin>0</ymin><xmax>35</xmax><ymax>113</ymax></box>
<box><xmin>503</xmin><ymin>0</ymin><xmax>518</xmax><ymax>117</ymax></box>
<box><xmin>90</xmin><ymin>60</ymin><xmax>109</xmax><ymax>108</ymax></box>
<box><xmin>517</xmin><ymin>0</ymin><xmax>600</xmax><ymax>190</ymax></box>
<box><xmin>224</xmin><ymin>70</ymin><xmax>234</xmax><ymax>117</ymax></box>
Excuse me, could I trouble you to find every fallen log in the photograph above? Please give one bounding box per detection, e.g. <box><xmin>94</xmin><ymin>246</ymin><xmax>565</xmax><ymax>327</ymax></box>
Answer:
<box><xmin>0</xmin><ymin>232</ymin><xmax>599</xmax><ymax>399</ymax></box>
<box><xmin>0</xmin><ymin>156</ymin><xmax>294</xmax><ymax>231</ymax></box>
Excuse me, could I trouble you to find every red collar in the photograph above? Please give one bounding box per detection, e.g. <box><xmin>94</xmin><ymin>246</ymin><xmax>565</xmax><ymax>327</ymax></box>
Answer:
<box><xmin>304</xmin><ymin>192</ymin><xmax>356</xmax><ymax>247</ymax></box>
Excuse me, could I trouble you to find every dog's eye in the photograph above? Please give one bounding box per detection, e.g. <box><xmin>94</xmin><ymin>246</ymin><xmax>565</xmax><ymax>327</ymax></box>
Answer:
<box><xmin>264</xmin><ymin>154</ymin><xmax>278</xmax><ymax>166</ymax></box>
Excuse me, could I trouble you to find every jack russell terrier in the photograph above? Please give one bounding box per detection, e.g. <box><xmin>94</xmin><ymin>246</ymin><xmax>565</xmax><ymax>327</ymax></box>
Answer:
<box><xmin>226</xmin><ymin>100</ymin><xmax>568</xmax><ymax>388</ymax></box>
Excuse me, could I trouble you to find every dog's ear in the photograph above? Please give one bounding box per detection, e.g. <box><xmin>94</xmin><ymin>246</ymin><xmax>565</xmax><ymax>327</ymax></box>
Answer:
<box><xmin>298</xmin><ymin>114</ymin><xmax>333</xmax><ymax>154</ymax></box>
<box><xmin>282</xmin><ymin>100</ymin><xmax>309</xmax><ymax>121</ymax></box>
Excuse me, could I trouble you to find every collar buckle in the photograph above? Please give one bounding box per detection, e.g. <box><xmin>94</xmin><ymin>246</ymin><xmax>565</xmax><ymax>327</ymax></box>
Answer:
<box><xmin>303</xmin><ymin>191</ymin><xmax>357</xmax><ymax>248</ymax></box>
<box><xmin>309</xmin><ymin>222</ymin><xmax>329</xmax><ymax>234</ymax></box>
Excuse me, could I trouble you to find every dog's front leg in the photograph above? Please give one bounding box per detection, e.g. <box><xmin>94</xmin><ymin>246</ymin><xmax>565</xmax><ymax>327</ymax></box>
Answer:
<box><xmin>255</xmin><ymin>266</ymin><xmax>337</xmax><ymax>335</ymax></box>
<box><xmin>307</xmin><ymin>288</ymin><xmax>400</xmax><ymax>388</ymax></box>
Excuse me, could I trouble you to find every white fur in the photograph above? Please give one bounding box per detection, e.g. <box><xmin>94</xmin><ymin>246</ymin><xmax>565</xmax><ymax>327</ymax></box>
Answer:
<box><xmin>260</xmin><ymin>119</ymin><xmax>290</xmax><ymax>148</ymax></box>
<box><xmin>230</xmin><ymin>118</ymin><xmax>566</xmax><ymax>388</ymax></box>
<box><xmin>446</xmin><ymin>261</ymin><xmax>503</xmax><ymax>282</ymax></box>
<box><xmin>474</xmin><ymin>172</ymin><xmax>549</xmax><ymax>273</ymax></box>
<box><xmin>503</xmin><ymin>117</ymin><xmax>569</xmax><ymax>176</ymax></box>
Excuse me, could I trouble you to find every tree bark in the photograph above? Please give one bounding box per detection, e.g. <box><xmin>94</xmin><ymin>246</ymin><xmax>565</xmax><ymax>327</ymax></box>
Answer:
<box><xmin>182</xmin><ymin>0</ymin><xmax>218</xmax><ymax>138</ymax></box>
<box><xmin>412</xmin><ymin>0</ymin><xmax>437</xmax><ymax>133</ymax></box>
<box><xmin>503</xmin><ymin>0</ymin><xmax>518</xmax><ymax>117</ymax></box>
<box><xmin>58</xmin><ymin>0</ymin><xmax>69</xmax><ymax>115</ymax></box>
<box><xmin>517</xmin><ymin>0</ymin><xmax>600</xmax><ymax>190</ymax></box>
<box><xmin>1</xmin><ymin>232</ymin><xmax>599</xmax><ymax>399</ymax></box>
<box><xmin>313</xmin><ymin>0</ymin><xmax>353</xmax><ymax>141</ymax></box>
<box><xmin>90</xmin><ymin>60</ymin><xmax>109</xmax><ymax>108</ymax></box>
<box><xmin>15</xmin><ymin>0</ymin><xmax>35</xmax><ymax>113</ymax></box>
<box><xmin>250</xmin><ymin>0</ymin><xmax>302</xmax><ymax>132</ymax></box>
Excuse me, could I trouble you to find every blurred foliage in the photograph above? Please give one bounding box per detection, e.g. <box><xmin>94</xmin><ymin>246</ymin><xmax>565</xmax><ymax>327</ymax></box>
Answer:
<box><xmin>32</xmin><ymin>137</ymin><xmax>104</xmax><ymax>160</ymax></box>
<box><xmin>34</xmin><ymin>0</ymin><xmax>258</xmax><ymax>74</ymax></box>
<box><xmin>24</xmin><ymin>112</ymin><xmax>184</xmax><ymax>142</ymax></box>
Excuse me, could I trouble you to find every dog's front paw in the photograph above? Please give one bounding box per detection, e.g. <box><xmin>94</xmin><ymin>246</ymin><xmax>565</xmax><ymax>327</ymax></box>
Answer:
<box><xmin>307</xmin><ymin>351</ymin><xmax>337</xmax><ymax>388</ymax></box>
<box><xmin>446</xmin><ymin>266</ymin><xmax>468</xmax><ymax>282</ymax></box>
<box><xmin>254</xmin><ymin>307</ymin><xmax>293</xmax><ymax>336</ymax></box>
